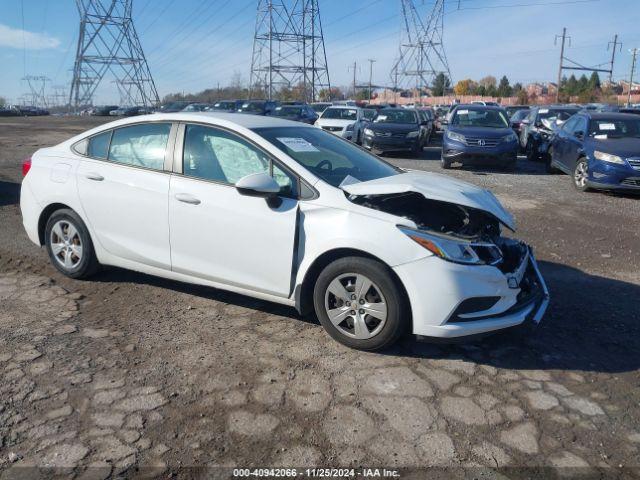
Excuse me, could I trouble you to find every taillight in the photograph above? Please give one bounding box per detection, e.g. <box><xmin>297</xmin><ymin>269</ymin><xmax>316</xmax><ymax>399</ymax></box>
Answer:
<box><xmin>22</xmin><ymin>157</ymin><xmax>32</xmax><ymax>177</ymax></box>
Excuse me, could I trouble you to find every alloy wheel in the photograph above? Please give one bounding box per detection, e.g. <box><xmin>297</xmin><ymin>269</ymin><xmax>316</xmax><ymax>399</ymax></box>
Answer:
<box><xmin>49</xmin><ymin>219</ymin><xmax>83</xmax><ymax>269</ymax></box>
<box><xmin>324</xmin><ymin>273</ymin><xmax>387</xmax><ymax>340</ymax></box>
<box><xmin>574</xmin><ymin>160</ymin><xmax>588</xmax><ymax>189</ymax></box>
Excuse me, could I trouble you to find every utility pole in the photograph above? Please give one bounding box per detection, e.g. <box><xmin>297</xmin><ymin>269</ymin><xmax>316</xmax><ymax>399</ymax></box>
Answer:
<box><xmin>555</xmin><ymin>28</ymin><xmax>568</xmax><ymax>103</ymax></box>
<box><xmin>607</xmin><ymin>34</ymin><xmax>621</xmax><ymax>84</ymax></box>
<box><xmin>367</xmin><ymin>59</ymin><xmax>376</xmax><ymax>101</ymax></box>
<box><xmin>629</xmin><ymin>48</ymin><xmax>638</xmax><ymax>107</ymax></box>
<box><xmin>349</xmin><ymin>61</ymin><xmax>358</xmax><ymax>99</ymax></box>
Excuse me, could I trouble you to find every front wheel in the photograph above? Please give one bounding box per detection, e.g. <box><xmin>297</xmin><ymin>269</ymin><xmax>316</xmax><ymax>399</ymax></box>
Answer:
<box><xmin>313</xmin><ymin>257</ymin><xmax>408</xmax><ymax>351</ymax></box>
<box><xmin>573</xmin><ymin>158</ymin><xmax>591</xmax><ymax>192</ymax></box>
<box><xmin>45</xmin><ymin>209</ymin><xmax>99</xmax><ymax>279</ymax></box>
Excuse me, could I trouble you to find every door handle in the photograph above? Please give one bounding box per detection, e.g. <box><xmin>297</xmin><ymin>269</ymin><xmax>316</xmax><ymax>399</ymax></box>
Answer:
<box><xmin>174</xmin><ymin>193</ymin><xmax>201</xmax><ymax>205</ymax></box>
<box><xmin>85</xmin><ymin>172</ymin><xmax>104</xmax><ymax>181</ymax></box>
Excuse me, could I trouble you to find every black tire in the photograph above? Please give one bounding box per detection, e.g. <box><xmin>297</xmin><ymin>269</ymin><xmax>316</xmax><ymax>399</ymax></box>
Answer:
<box><xmin>572</xmin><ymin>158</ymin><xmax>591</xmax><ymax>192</ymax></box>
<box><xmin>45</xmin><ymin>208</ymin><xmax>99</xmax><ymax>279</ymax></box>
<box><xmin>441</xmin><ymin>155</ymin><xmax>452</xmax><ymax>169</ymax></box>
<box><xmin>313</xmin><ymin>256</ymin><xmax>408</xmax><ymax>351</ymax></box>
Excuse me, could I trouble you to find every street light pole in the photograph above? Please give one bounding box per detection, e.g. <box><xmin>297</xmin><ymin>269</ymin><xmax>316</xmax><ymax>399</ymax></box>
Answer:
<box><xmin>368</xmin><ymin>59</ymin><xmax>376</xmax><ymax>101</ymax></box>
<box><xmin>628</xmin><ymin>48</ymin><xmax>638</xmax><ymax>107</ymax></box>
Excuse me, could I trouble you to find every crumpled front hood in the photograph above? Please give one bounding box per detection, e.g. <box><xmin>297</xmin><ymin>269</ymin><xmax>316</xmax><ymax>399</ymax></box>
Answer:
<box><xmin>341</xmin><ymin>171</ymin><xmax>515</xmax><ymax>230</ymax></box>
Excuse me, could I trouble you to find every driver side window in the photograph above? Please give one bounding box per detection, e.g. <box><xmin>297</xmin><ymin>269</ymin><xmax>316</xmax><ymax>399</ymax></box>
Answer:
<box><xmin>108</xmin><ymin>123</ymin><xmax>171</xmax><ymax>170</ymax></box>
<box><xmin>562</xmin><ymin>117</ymin><xmax>578</xmax><ymax>133</ymax></box>
<box><xmin>182</xmin><ymin>124</ymin><xmax>298</xmax><ymax>197</ymax></box>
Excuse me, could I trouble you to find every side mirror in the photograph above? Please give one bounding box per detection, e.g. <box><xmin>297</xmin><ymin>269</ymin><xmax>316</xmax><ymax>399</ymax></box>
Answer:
<box><xmin>574</xmin><ymin>131</ymin><xmax>584</xmax><ymax>139</ymax></box>
<box><xmin>235</xmin><ymin>172</ymin><xmax>280</xmax><ymax>198</ymax></box>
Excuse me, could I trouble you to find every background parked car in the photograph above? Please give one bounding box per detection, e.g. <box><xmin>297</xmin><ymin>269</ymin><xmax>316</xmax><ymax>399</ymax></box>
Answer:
<box><xmin>520</xmin><ymin>105</ymin><xmax>580</xmax><ymax>161</ymax></box>
<box><xmin>159</xmin><ymin>101</ymin><xmax>192</xmax><ymax>113</ymax></box>
<box><xmin>92</xmin><ymin>105</ymin><xmax>120</xmax><ymax>116</ymax></box>
<box><xmin>362</xmin><ymin>108</ymin><xmax>426</xmax><ymax>156</ymax></box>
<box><xmin>182</xmin><ymin>103</ymin><xmax>212</xmax><ymax>112</ymax></box>
<box><xmin>505</xmin><ymin>105</ymin><xmax>530</xmax><ymax>117</ymax></box>
<box><xmin>237</xmin><ymin>100</ymin><xmax>280</xmax><ymax>115</ymax></box>
<box><xmin>0</xmin><ymin>106</ymin><xmax>20</xmax><ymax>117</ymax></box>
<box><xmin>509</xmin><ymin>109</ymin><xmax>530</xmax><ymax>137</ymax></box>
<box><xmin>315</xmin><ymin>106</ymin><xmax>368</xmax><ymax>143</ymax></box>
<box><xmin>441</xmin><ymin>105</ymin><xmax>518</xmax><ymax>170</ymax></box>
<box><xmin>271</xmin><ymin>104</ymin><xmax>319</xmax><ymax>124</ymax></box>
<box><xmin>209</xmin><ymin>100</ymin><xmax>238</xmax><ymax>112</ymax></box>
<box><xmin>18</xmin><ymin>106</ymin><xmax>50</xmax><ymax>116</ymax></box>
<box><xmin>549</xmin><ymin>112</ymin><xmax>640</xmax><ymax>192</ymax></box>
<box><xmin>417</xmin><ymin>108</ymin><xmax>435</xmax><ymax>145</ymax></box>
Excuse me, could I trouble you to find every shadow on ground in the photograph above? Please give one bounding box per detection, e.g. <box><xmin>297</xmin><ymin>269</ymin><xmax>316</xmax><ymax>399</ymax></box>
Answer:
<box><xmin>89</xmin><ymin>258</ymin><xmax>640</xmax><ymax>375</ymax></box>
<box><xmin>0</xmin><ymin>180</ymin><xmax>20</xmax><ymax>207</ymax></box>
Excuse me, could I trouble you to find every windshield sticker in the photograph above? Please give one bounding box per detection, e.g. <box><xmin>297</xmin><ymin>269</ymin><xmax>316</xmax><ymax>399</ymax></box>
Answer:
<box><xmin>457</xmin><ymin>109</ymin><xmax>469</xmax><ymax>115</ymax></box>
<box><xmin>594</xmin><ymin>134</ymin><xmax>608</xmax><ymax>139</ymax></box>
<box><xmin>276</xmin><ymin>137</ymin><xmax>320</xmax><ymax>153</ymax></box>
<box><xmin>539</xmin><ymin>108</ymin><xmax>549</xmax><ymax>114</ymax></box>
<box><xmin>598</xmin><ymin>123</ymin><xmax>616</xmax><ymax>131</ymax></box>
<box><xmin>339</xmin><ymin>175</ymin><xmax>361</xmax><ymax>188</ymax></box>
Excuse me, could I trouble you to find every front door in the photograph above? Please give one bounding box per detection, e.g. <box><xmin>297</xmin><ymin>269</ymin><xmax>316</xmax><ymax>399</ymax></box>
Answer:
<box><xmin>76</xmin><ymin>122</ymin><xmax>174</xmax><ymax>269</ymax></box>
<box><xmin>169</xmin><ymin>124</ymin><xmax>299</xmax><ymax>297</ymax></box>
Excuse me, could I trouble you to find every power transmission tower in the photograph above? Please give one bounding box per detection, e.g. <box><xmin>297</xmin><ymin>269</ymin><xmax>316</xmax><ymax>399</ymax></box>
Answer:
<box><xmin>22</xmin><ymin>75</ymin><xmax>51</xmax><ymax>108</ymax></box>
<box><xmin>69</xmin><ymin>0</ymin><xmax>160</xmax><ymax>110</ymax></box>
<box><xmin>250</xmin><ymin>0</ymin><xmax>331</xmax><ymax>102</ymax></box>
<box><xmin>391</xmin><ymin>0</ymin><xmax>452</xmax><ymax>96</ymax></box>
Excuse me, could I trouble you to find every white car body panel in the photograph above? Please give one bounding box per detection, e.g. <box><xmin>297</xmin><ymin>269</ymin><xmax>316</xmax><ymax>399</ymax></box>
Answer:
<box><xmin>20</xmin><ymin>112</ymin><xmax>548</xmax><ymax>341</ymax></box>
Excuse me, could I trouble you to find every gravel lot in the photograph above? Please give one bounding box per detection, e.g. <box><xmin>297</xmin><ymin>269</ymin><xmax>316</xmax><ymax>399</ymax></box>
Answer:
<box><xmin>1</xmin><ymin>116</ymin><xmax>639</xmax><ymax>479</ymax></box>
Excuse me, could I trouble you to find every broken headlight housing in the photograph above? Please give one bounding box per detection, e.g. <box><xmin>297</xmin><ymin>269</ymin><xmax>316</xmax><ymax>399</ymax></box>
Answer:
<box><xmin>398</xmin><ymin>226</ymin><xmax>502</xmax><ymax>266</ymax></box>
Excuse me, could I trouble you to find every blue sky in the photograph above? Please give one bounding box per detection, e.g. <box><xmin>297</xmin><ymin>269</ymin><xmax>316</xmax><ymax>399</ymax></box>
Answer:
<box><xmin>1</xmin><ymin>0</ymin><xmax>639</xmax><ymax>104</ymax></box>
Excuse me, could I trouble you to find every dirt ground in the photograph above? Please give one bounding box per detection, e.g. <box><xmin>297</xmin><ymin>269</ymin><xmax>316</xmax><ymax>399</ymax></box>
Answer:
<box><xmin>0</xmin><ymin>116</ymin><xmax>639</xmax><ymax>479</ymax></box>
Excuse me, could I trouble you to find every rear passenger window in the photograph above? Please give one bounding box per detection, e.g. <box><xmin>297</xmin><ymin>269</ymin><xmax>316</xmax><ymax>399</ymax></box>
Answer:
<box><xmin>87</xmin><ymin>131</ymin><xmax>111</xmax><ymax>159</ymax></box>
<box><xmin>108</xmin><ymin>123</ymin><xmax>171</xmax><ymax>170</ymax></box>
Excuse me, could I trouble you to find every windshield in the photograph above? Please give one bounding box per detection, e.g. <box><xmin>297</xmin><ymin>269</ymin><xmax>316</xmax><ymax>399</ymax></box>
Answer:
<box><xmin>311</xmin><ymin>103</ymin><xmax>330</xmax><ymax>113</ymax></box>
<box><xmin>511</xmin><ymin>110</ymin><xmax>529</xmax><ymax>121</ymax></box>
<box><xmin>239</xmin><ymin>102</ymin><xmax>265</xmax><ymax>113</ymax></box>
<box><xmin>374</xmin><ymin>110</ymin><xmax>417</xmax><ymax>124</ymax></box>
<box><xmin>253</xmin><ymin>127</ymin><xmax>399</xmax><ymax>187</ymax></box>
<box><xmin>321</xmin><ymin>108</ymin><xmax>357</xmax><ymax>120</ymax></box>
<box><xmin>589</xmin><ymin>118</ymin><xmax>640</xmax><ymax>139</ymax></box>
<box><xmin>451</xmin><ymin>109</ymin><xmax>509</xmax><ymax>128</ymax></box>
<box><xmin>273</xmin><ymin>106</ymin><xmax>302</xmax><ymax>117</ymax></box>
<box><xmin>537</xmin><ymin>109</ymin><xmax>577</xmax><ymax>122</ymax></box>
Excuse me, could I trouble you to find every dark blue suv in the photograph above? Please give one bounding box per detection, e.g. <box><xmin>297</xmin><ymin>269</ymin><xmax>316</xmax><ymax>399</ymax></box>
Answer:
<box><xmin>441</xmin><ymin>105</ymin><xmax>518</xmax><ymax>170</ymax></box>
<box><xmin>549</xmin><ymin>112</ymin><xmax>640</xmax><ymax>193</ymax></box>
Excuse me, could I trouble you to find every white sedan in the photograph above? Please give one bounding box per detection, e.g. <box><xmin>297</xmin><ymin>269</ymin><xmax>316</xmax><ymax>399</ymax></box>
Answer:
<box><xmin>20</xmin><ymin>112</ymin><xmax>549</xmax><ymax>350</ymax></box>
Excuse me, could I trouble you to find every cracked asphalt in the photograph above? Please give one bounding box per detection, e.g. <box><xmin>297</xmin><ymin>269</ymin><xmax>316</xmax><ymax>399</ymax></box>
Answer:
<box><xmin>0</xmin><ymin>117</ymin><xmax>639</xmax><ymax>479</ymax></box>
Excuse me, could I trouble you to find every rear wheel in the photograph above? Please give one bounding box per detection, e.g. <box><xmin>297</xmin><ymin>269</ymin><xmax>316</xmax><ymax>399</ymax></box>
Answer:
<box><xmin>45</xmin><ymin>209</ymin><xmax>99</xmax><ymax>279</ymax></box>
<box><xmin>313</xmin><ymin>257</ymin><xmax>407</xmax><ymax>351</ymax></box>
<box><xmin>572</xmin><ymin>158</ymin><xmax>591</xmax><ymax>192</ymax></box>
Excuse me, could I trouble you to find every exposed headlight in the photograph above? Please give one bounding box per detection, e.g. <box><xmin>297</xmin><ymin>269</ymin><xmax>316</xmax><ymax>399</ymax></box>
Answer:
<box><xmin>406</xmin><ymin>131</ymin><xmax>420</xmax><ymax>138</ymax></box>
<box><xmin>364</xmin><ymin>128</ymin><xmax>374</xmax><ymax>136</ymax></box>
<box><xmin>398</xmin><ymin>227</ymin><xmax>502</xmax><ymax>266</ymax></box>
<box><xmin>346</xmin><ymin>123</ymin><xmax>355</xmax><ymax>131</ymax></box>
<box><xmin>446</xmin><ymin>130</ymin><xmax>466</xmax><ymax>143</ymax></box>
<box><xmin>593</xmin><ymin>150</ymin><xmax>625</xmax><ymax>165</ymax></box>
<box><xmin>502</xmin><ymin>133</ymin><xmax>518</xmax><ymax>143</ymax></box>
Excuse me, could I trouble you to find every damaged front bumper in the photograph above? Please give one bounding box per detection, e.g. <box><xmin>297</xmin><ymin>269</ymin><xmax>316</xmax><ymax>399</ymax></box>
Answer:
<box><xmin>394</xmin><ymin>244</ymin><xmax>549</xmax><ymax>339</ymax></box>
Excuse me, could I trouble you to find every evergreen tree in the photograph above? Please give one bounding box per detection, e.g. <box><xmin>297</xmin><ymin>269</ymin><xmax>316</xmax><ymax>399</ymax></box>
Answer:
<box><xmin>588</xmin><ymin>72</ymin><xmax>601</xmax><ymax>90</ymax></box>
<box><xmin>497</xmin><ymin>75</ymin><xmax>512</xmax><ymax>97</ymax></box>
<box><xmin>432</xmin><ymin>73</ymin><xmax>451</xmax><ymax>96</ymax></box>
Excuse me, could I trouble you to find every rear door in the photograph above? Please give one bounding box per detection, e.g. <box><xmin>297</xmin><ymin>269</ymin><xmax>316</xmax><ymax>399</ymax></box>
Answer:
<box><xmin>552</xmin><ymin>116</ymin><xmax>577</xmax><ymax>172</ymax></box>
<box><xmin>563</xmin><ymin>116</ymin><xmax>587</xmax><ymax>171</ymax></box>
<box><xmin>168</xmin><ymin>123</ymin><xmax>299</xmax><ymax>297</ymax></box>
<box><xmin>76</xmin><ymin>122</ymin><xmax>175</xmax><ymax>269</ymax></box>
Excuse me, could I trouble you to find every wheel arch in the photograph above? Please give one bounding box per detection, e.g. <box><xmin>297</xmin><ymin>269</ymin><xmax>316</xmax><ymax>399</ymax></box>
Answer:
<box><xmin>37</xmin><ymin>202</ymin><xmax>75</xmax><ymax>245</ymax></box>
<box><xmin>294</xmin><ymin>247</ymin><xmax>412</xmax><ymax>327</ymax></box>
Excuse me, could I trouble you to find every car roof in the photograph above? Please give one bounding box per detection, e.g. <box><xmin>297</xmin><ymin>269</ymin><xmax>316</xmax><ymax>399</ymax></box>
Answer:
<box><xmin>583</xmin><ymin>112</ymin><xmax>640</xmax><ymax>120</ymax></box>
<box><xmin>99</xmin><ymin>112</ymin><xmax>311</xmax><ymax>129</ymax></box>
<box><xmin>452</xmin><ymin>104</ymin><xmax>505</xmax><ymax>110</ymax></box>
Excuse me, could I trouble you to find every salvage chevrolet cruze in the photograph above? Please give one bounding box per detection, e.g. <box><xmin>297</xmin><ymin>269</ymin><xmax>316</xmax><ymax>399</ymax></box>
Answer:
<box><xmin>20</xmin><ymin>113</ymin><xmax>549</xmax><ymax>350</ymax></box>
